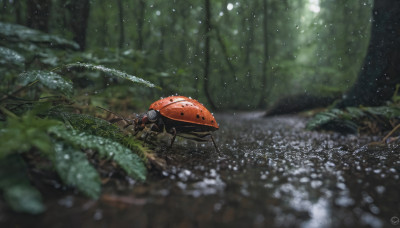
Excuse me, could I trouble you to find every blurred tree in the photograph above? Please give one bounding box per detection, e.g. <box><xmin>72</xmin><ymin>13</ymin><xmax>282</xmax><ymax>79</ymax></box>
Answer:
<box><xmin>337</xmin><ymin>0</ymin><xmax>400</xmax><ymax>107</ymax></box>
<box><xmin>0</xmin><ymin>0</ymin><xmax>375</xmax><ymax>110</ymax></box>
<box><xmin>67</xmin><ymin>0</ymin><xmax>90</xmax><ymax>50</ymax></box>
<box><xmin>258</xmin><ymin>0</ymin><xmax>269</xmax><ymax>108</ymax></box>
<box><xmin>27</xmin><ymin>0</ymin><xmax>51</xmax><ymax>32</ymax></box>
<box><xmin>13</xmin><ymin>0</ymin><xmax>22</xmax><ymax>24</ymax></box>
<box><xmin>136</xmin><ymin>0</ymin><xmax>145</xmax><ymax>51</ymax></box>
<box><xmin>203</xmin><ymin>0</ymin><xmax>217</xmax><ymax>110</ymax></box>
<box><xmin>117</xmin><ymin>0</ymin><xmax>125</xmax><ymax>49</ymax></box>
<box><xmin>0</xmin><ymin>0</ymin><xmax>7</xmax><ymax>21</ymax></box>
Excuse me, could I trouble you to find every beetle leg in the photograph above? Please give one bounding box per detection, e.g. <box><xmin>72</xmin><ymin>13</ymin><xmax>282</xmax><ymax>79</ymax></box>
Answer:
<box><xmin>133</xmin><ymin>129</ymin><xmax>140</xmax><ymax>136</ymax></box>
<box><xmin>210</xmin><ymin>134</ymin><xmax>220</xmax><ymax>153</ymax></box>
<box><xmin>143</xmin><ymin>131</ymin><xmax>150</xmax><ymax>143</ymax></box>
<box><xmin>143</xmin><ymin>124</ymin><xmax>156</xmax><ymax>143</ymax></box>
<box><xmin>123</xmin><ymin>122</ymin><xmax>133</xmax><ymax>129</ymax></box>
<box><xmin>169</xmin><ymin>127</ymin><xmax>177</xmax><ymax>148</ymax></box>
<box><xmin>150</xmin><ymin>123</ymin><xmax>160</xmax><ymax>132</ymax></box>
<box><xmin>110</xmin><ymin>117</ymin><xmax>123</xmax><ymax>123</ymax></box>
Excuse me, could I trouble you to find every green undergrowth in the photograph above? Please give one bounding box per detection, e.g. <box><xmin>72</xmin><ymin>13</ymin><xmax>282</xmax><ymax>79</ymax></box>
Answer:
<box><xmin>0</xmin><ymin>23</ymin><xmax>159</xmax><ymax>214</ymax></box>
<box><xmin>307</xmin><ymin>85</ymin><xmax>400</xmax><ymax>134</ymax></box>
<box><xmin>307</xmin><ymin>105</ymin><xmax>400</xmax><ymax>134</ymax></box>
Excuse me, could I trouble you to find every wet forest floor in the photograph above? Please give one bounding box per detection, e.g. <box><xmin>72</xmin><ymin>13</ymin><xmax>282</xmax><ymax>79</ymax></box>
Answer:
<box><xmin>1</xmin><ymin>112</ymin><xmax>399</xmax><ymax>228</ymax></box>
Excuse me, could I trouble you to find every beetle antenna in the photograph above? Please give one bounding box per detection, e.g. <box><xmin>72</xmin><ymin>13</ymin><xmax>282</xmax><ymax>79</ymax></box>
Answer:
<box><xmin>210</xmin><ymin>134</ymin><xmax>220</xmax><ymax>154</ymax></box>
<box><xmin>96</xmin><ymin>106</ymin><xmax>135</xmax><ymax>126</ymax></box>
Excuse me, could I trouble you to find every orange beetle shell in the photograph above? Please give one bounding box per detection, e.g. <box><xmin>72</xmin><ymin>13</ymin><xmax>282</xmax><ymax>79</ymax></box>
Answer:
<box><xmin>149</xmin><ymin>96</ymin><xmax>219</xmax><ymax>129</ymax></box>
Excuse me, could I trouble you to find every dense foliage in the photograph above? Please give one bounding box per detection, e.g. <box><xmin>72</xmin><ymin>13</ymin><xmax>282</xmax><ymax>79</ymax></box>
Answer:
<box><xmin>0</xmin><ymin>22</ymin><xmax>159</xmax><ymax>214</ymax></box>
<box><xmin>307</xmin><ymin>85</ymin><xmax>400</xmax><ymax>135</ymax></box>
<box><xmin>307</xmin><ymin>106</ymin><xmax>400</xmax><ymax>134</ymax></box>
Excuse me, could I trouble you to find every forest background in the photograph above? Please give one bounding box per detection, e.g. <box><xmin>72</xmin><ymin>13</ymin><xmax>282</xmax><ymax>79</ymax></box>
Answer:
<box><xmin>0</xmin><ymin>0</ymin><xmax>373</xmax><ymax>110</ymax></box>
<box><xmin>4</xmin><ymin>0</ymin><xmax>400</xmax><ymax>216</ymax></box>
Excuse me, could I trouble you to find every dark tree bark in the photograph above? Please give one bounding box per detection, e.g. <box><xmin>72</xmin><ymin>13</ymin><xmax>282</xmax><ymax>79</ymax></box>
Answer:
<box><xmin>98</xmin><ymin>0</ymin><xmax>108</xmax><ymax>47</ymax></box>
<box><xmin>243</xmin><ymin>2</ymin><xmax>257</xmax><ymax>66</ymax></box>
<box><xmin>214</xmin><ymin>27</ymin><xmax>235</xmax><ymax>75</ymax></box>
<box><xmin>258</xmin><ymin>0</ymin><xmax>269</xmax><ymax>108</ymax></box>
<box><xmin>203</xmin><ymin>0</ymin><xmax>217</xmax><ymax>110</ymax></box>
<box><xmin>13</xmin><ymin>0</ymin><xmax>22</xmax><ymax>25</ymax></box>
<box><xmin>337</xmin><ymin>0</ymin><xmax>400</xmax><ymax>108</ymax></box>
<box><xmin>158</xmin><ymin>25</ymin><xmax>165</xmax><ymax>61</ymax></box>
<box><xmin>117</xmin><ymin>0</ymin><xmax>125</xmax><ymax>49</ymax></box>
<box><xmin>265</xmin><ymin>93</ymin><xmax>341</xmax><ymax>116</ymax></box>
<box><xmin>67</xmin><ymin>0</ymin><xmax>90</xmax><ymax>51</ymax></box>
<box><xmin>136</xmin><ymin>0</ymin><xmax>145</xmax><ymax>51</ymax></box>
<box><xmin>177</xmin><ymin>4</ymin><xmax>189</xmax><ymax>64</ymax></box>
<box><xmin>1</xmin><ymin>0</ymin><xmax>8</xmax><ymax>21</ymax></box>
<box><xmin>26</xmin><ymin>0</ymin><xmax>52</xmax><ymax>32</ymax></box>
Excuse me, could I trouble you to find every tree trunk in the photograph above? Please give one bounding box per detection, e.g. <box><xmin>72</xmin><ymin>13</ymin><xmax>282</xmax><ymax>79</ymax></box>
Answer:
<box><xmin>98</xmin><ymin>0</ymin><xmax>108</xmax><ymax>47</ymax></box>
<box><xmin>214</xmin><ymin>26</ymin><xmax>235</xmax><ymax>75</ymax></box>
<box><xmin>14</xmin><ymin>0</ymin><xmax>22</xmax><ymax>25</ymax></box>
<box><xmin>178</xmin><ymin>4</ymin><xmax>189</xmax><ymax>66</ymax></box>
<box><xmin>203</xmin><ymin>0</ymin><xmax>217</xmax><ymax>110</ymax></box>
<box><xmin>26</xmin><ymin>0</ymin><xmax>51</xmax><ymax>32</ymax></box>
<box><xmin>337</xmin><ymin>0</ymin><xmax>400</xmax><ymax>108</ymax></box>
<box><xmin>117</xmin><ymin>0</ymin><xmax>125</xmax><ymax>49</ymax></box>
<box><xmin>67</xmin><ymin>0</ymin><xmax>90</xmax><ymax>51</ymax></box>
<box><xmin>0</xmin><ymin>0</ymin><xmax>7</xmax><ymax>21</ymax></box>
<box><xmin>136</xmin><ymin>0</ymin><xmax>145</xmax><ymax>51</ymax></box>
<box><xmin>258</xmin><ymin>0</ymin><xmax>269</xmax><ymax>108</ymax></box>
<box><xmin>158</xmin><ymin>25</ymin><xmax>165</xmax><ymax>64</ymax></box>
<box><xmin>265</xmin><ymin>93</ymin><xmax>341</xmax><ymax>116</ymax></box>
<box><xmin>243</xmin><ymin>2</ymin><xmax>256</xmax><ymax>66</ymax></box>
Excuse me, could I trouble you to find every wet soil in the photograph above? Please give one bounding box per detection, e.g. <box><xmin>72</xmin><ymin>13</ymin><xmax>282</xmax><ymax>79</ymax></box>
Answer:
<box><xmin>1</xmin><ymin>112</ymin><xmax>399</xmax><ymax>227</ymax></box>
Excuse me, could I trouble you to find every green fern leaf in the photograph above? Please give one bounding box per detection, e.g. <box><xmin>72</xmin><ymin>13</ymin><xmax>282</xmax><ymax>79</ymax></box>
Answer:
<box><xmin>0</xmin><ymin>154</ymin><xmax>45</xmax><ymax>214</ymax></box>
<box><xmin>49</xmin><ymin>126</ymin><xmax>147</xmax><ymax>181</ymax></box>
<box><xmin>307</xmin><ymin>107</ymin><xmax>367</xmax><ymax>133</ymax></box>
<box><xmin>0</xmin><ymin>22</ymin><xmax>79</xmax><ymax>50</ymax></box>
<box><xmin>0</xmin><ymin>114</ymin><xmax>59</xmax><ymax>158</ymax></box>
<box><xmin>53</xmin><ymin>112</ymin><xmax>150</xmax><ymax>163</ymax></box>
<box><xmin>58</xmin><ymin>112</ymin><xmax>122</xmax><ymax>138</ymax></box>
<box><xmin>18</xmin><ymin>70</ymin><xmax>73</xmax><ymax>96</ymax></box>
<box><xmin>121</xmin><ymin>136</ymin><xmax>153</xmax><ymax>162</ymax></box>
<box><xmin>64</xmin><ymin>62</ymin><xmax>157</xmax><ymax>88</ymax></box>
<box><xmin>0</xmin><ymin>155</ymin><xmax>28</xmax><ymax>189</ymax></box>
<box><xmin>0</xmin><ymin>46</ymin><xmax>25</xmax><ymax>66</ymax></box>
<box><xmin>112</xmin><ymin>149</ymin><xmax>147</xmax><ymax>181</ymax></box>
<box><xmin>365</xmin><ymin>106</ymin><xmax>400</xmax><ymax>119</ymax></box>
<box><xmin>306</xmin><ymin>109</ymin><xmax>343</xmax><ymax>130</ymax></box>
<box><xmin>53</xmin><ymin>142</ymin><xmax>101</xmax><ymax>199</ymax></box>
<box><xmin>344</xmin><ymin>107</ymin><xmax>365</xmax><ymax>119</ymax></box>
<box><xmin>3</xmin><ymin>185</ymin><xmax>45</xmax><ymax>214</ymax></box>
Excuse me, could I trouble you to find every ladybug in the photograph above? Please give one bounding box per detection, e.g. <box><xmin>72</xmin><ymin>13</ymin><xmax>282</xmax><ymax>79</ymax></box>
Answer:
<box><xmin>134</xmin><ymin>96</ymin><xmax>219</xmax><ymax>151</ymax></box>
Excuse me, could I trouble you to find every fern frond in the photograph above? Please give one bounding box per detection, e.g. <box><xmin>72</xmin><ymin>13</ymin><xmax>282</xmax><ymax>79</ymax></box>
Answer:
<box><xmin>55</xmin><ymin>112</ymin><xmax>151</xmax><ymax>165</ymax></box>
<box><xmin>63</xmin><ymin>62</ymin><xmax>158</xmax><ymax>88</ymax></box>
<box><xmin>0</xmin><ymin>114</ymin><xmax>59</xmax><ymax>158</ymax></box>
<box><xmin>0</xmin><ymin>22</ymin><xmax>79</xmax><ymax>50</ymax></box>
<box><xmin>18</xmin><ymin>71</ymin><xmax>73</xmax><ymax>96</ymax></box>
<box><xmin>49</xmin><ymin>126</ymin><xmax>147</xmax><ymax>181</ymax></box>
<box><xmin>306</xmin><ymin>109</ymin><xmax>344</xmax><ymax>130</ymax></box>
<box><xmin>0</xmin><ymin>46</ymin><xmax>25</xmax><ymax>67</ymax></box>
<box><xmin>52</xmin><ymin>141</ymin><xmax>101</xmax><ymax>199</ymax></box>
<box><xmin>0</xmin><ymin>154</ymin><xmax>45</xmax><ymax>214</ymax></box>
<box><xmin>307</xmin><ymin>106</ymin><xmax>400</xmax><ymax>134</ymax></box>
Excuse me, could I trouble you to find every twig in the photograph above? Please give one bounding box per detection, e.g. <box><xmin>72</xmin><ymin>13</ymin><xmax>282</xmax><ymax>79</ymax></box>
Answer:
<box><xmin>367</xmin><ymin>122</ymin><xmax>400</xmax><ymax>147</ymax></box>
<box><xmin>0</xmin><ymin>106</ymin><xmax>19</xmax><ymax>119</ymax></box>
<box><xmin>0</xmin><ymin>80</ymin><xmax>39</xmax><ymax>103</ymax></box>
<box><xmin>381</xmin><ymin>123</ymin><xmax>400</xmax><ymax>143</ymax></box>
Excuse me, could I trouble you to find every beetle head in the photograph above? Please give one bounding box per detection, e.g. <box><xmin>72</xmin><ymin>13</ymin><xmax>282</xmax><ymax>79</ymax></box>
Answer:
<box><xmin>134</xmin><ymin>110</ymin><xmax>159</xmax><ymax>131</ymax></box>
